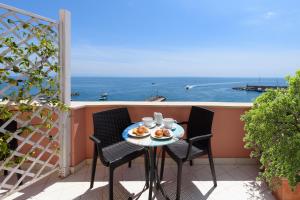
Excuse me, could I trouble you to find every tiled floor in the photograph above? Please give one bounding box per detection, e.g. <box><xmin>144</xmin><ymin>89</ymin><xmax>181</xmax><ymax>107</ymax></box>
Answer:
<box><xmin>5</xmin><ymin>162</ymin><xmax>275</xmax><ymax>200</ymax></box>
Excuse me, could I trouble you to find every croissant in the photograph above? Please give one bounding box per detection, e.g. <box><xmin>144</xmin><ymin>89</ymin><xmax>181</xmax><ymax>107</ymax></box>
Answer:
<box><xmin>155</xmin><ymin>130</ymin><xmax>163</xmax><ymax>138</ymax></box>
<box><xmin>162</xmin><ymin>129</ymin><xmax>170</xmax><ymax>137</ymax></box>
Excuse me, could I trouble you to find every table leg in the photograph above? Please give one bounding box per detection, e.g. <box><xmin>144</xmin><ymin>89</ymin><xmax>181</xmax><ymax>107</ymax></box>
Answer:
<box><xmin>148</xmin><ymin>147</ymin><xmax>155</xmax><ymax>200</ymax></box>
<box><xmin>153</xmin><ymin>147</ymin><xmax>157</xmax><ymax>172</ymax></box>
<box><xmin>146</xmin><ymin>147</ymin><xmax>170</xmax><ymax>200</ymax></box>
<box><xmin>155</xmin><ymin>148</ymin><xmax>170</xmax><ymax>200</ymax></box>
<box><xmin>153</xmin><ymin>147</ymin><xmax>159</xmax><ymax>189</ymax></box>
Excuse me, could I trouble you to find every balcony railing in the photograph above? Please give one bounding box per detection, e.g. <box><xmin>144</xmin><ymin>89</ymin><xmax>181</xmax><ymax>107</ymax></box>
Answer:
<box><xmin>70</xmin><ymin>101</ymin><xmax>253</xmax><ymax>168</ymax></box>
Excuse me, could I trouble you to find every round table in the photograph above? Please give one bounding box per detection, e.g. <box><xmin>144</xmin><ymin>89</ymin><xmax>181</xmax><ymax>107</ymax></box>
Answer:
<box><xmin>122</xmin><ymin>122</ymin><xmax>184</xmax><ymax>200</ymax></box>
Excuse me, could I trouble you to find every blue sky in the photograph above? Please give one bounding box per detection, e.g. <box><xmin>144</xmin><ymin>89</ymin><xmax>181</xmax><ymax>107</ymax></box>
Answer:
<box><xmin>2</xmin><ymin>0</ymin><xmax>300</xmax><ymax>77</ymax></box>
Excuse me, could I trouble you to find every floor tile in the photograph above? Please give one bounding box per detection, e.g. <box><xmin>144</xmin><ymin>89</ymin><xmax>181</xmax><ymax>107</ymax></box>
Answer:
<box><xmin>4</xmin><ymin>163</ymin><xmax>275</xmax><ymax>200</ymax></box>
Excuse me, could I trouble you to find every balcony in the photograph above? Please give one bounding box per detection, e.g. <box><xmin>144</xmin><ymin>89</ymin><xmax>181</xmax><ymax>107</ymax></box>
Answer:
<box><xmin>5</xmin><ymin>102</ymin><xmax>277</xmax><ymax>199</ymax></box>
<box><xmin>1</xmin><ymin>3</ymin><xmax>299</xmax><ymax>200</ymax></box>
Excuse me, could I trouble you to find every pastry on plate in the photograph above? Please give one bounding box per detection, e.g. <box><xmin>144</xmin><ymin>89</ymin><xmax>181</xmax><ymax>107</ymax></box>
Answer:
<box><xmin>155</xmin><ymin>129</ymin><xmax>163</xmax><ymax>138</ymax></box>
<box><xmin>133</xmin><ymin>126</ymin><xmax>148</xmax><ymax>135</ymax></box>
<box><xmin>162</xmin><ymin>129</ymin><xmax>170</xmax><ymax>137</ymax></box>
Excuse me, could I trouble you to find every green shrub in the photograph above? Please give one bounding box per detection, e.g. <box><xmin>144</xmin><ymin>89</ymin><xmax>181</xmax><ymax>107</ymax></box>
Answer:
<box><xmin>242</xmin><ymin>70</ymin><xmax>300</xmax><ymax>189</ymax></box>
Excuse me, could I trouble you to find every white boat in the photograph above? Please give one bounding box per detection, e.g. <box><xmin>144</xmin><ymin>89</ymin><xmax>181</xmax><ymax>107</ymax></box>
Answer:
<box><xmin>98</xmin><ymin>96</ymin><xmax>107</xmax><ymax>101</ymax></box>
<box><xmin>101</xmin><ymin>92</ymin><xmax>108</xmax><ymax>97</ymax></box>
<box><xmin>185</xmin><ymin>85</ymin><xmax>193</xmax><ymax>90</ymax></box>
<box><xmin>145</xmin><ymin>95</ymin><xmax>166</xmax><ymax>102</ymax></box>
<box><xmin>99</xmin><ymin>92</ymin><xmax>108</xmax><ymax>101</ymax></box>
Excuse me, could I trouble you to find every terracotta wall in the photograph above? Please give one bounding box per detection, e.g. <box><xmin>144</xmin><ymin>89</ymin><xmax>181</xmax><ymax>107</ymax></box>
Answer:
<box><xmin>70</xmin><ymin>103</ymin><xmax>251</xmax><ymax>166</ymax></box>
<box><xmin>71</xmin><ymin>107</ymin><xmax>87</xmax><ymax>166</ymax></box>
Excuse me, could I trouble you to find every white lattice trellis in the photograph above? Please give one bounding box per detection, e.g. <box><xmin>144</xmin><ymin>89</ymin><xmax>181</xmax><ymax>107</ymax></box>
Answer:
<box><xmin>0</xmin><ymin>3</ymin><xmax>70</xmax><ymax>198</ymax></box>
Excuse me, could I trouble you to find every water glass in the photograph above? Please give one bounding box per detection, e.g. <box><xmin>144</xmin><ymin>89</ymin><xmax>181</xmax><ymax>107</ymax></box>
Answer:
<box><xmin>154</xmin><ymin>112</ymin><xmax>163</xmax><ymax>125</ymax></box>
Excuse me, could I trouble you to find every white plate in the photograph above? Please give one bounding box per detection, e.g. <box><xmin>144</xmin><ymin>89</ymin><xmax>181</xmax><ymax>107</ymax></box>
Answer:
<box><xmin>150</xmin><ymin>130</ymin><xmax>174</xmax><ymax>140</ymax></box>
<box><xmin>128</xmin><ymin>128</ymin><xmax>150</xmax><ymax>138</ymax></box>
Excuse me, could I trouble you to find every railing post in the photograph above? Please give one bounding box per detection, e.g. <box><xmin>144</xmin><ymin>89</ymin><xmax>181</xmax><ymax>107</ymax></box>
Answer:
<box><xmin>59</xmin><ymin>9</ymin><xmax>71</xmax><ymax>177</ymax></box>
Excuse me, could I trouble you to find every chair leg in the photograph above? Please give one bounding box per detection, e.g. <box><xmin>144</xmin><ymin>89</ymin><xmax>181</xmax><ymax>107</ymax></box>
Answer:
<box><xmin>189</xmin><ymin>160</ymin><xmax>193</xmax><ymax>166</ymax></box>
<box><xmin>176</xmin><ymin>161</ymin><xmax>183</xmax><ymax>200</ymax></box>
<box><xmin>144</xmin><ymin>152</ymin><xmax>149</xmax><ymax>187</ymax></box>
<box><xmin>90</xmin><ymin>148</ymin><xmax>98</xmax><ymax>189</ymax></box>
<box><xmin>16</xmin><ymin>172</ymin><xmax>22</xmax><ymax>180</ymax></box>
<box><xmin>208</xmin><ymin>144</ymin><xmax>217</xmax><ymax>187</ymax></box>
<box><xmin>160</xmin><ymin>149</ymin><xmax>165</xmax><ymax>181</ymax></box>
<box><xmin>4</xmin><ymin>169</ymin><xmax>23</xmax><ymax>185</ymax></box>
<box><xmin>128</xmin><ymin>161</ymin><xmax>132</xmax><ymax>168</ymax></box>
<box><xmin>109</xmin><ymin>167</ymin><xmax>114</xmax><ymax>200</ymax></box>
<box><xmin>16</xmin><ymin>167</ymin><xmax>23</xmax><ymax>185</ymax></box>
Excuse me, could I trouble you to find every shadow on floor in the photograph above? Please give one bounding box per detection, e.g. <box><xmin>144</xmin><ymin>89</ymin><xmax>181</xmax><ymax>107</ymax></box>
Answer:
<box><xmin>5</xmin><ymin>163</ymin><xmax>274</xmax><ymax>200</ymax></box>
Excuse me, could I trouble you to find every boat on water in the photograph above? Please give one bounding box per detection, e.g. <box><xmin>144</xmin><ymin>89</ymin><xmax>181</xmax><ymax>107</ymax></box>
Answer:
<box><xmin>185</xmin><ymin>85</ymin><xmax>193</xmax><ymax>90</ymax></box>
<box><xmin>101</xmin><ymin>92</ymin><xmax>108</xmax><ymax>97</ymax></box>
<box><xmin>146</xmin><ymin>82</ymin><xmax>166</xmax><ymax>101</ymax></box>
<box><xmin>99</xmin><ymin>92</ymin><xmax>108</xmax><ymax>101</ymax></box>
<box><xmin>145</xmin><ymin>95</ymin><xmax>166</xmax><ymax>102</ymax></box>
<box><xmin>98</xmin><ymin>96</ymin><xmax>107</xmax><ymax>101</ymax></box>
<box><xmin>71</xmin><ymin>92</ymin><xmax>80</xmax><ymax>97</ymax></box>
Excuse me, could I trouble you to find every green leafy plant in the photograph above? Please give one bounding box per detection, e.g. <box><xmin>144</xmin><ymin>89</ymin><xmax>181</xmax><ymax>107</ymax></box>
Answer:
<box><xmin>0</xmin><ymin>18</ymin><xmax>68</xmax><ymax>166</ymax></box>
<box><xmin>0</xmin><ymin>132</ymin><xmax>10</xmax><ymax>160</ymax></box>
<box><xmin>241</xmin><ymin>70</ymin><xmax>300</xmax><ymax>190</ymax></box>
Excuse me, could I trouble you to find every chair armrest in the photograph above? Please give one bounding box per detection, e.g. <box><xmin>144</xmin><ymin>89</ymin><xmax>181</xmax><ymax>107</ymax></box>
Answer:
<box><xmin>89</xmin><ymin>135</ymin><xmax>107</xmax><ymax>164</ymax></box>
<box><xmin>90</xmin><ymin>135</ymin><xmax>101</xmax><ymax>144</ymax></box>
<box><xmin>188</xmin><ymin>134</ymin><xmax>212</xmax><ymax>143</ymax></box>
<box><xmin>185</xmin><ymin>133</ymin><xmax>212</xmax><ymax>160</ymax></box>
<box><xmin>178</xmin><ymin>121</ymin><xmax>188</xmax><ymax>125</ymax></box>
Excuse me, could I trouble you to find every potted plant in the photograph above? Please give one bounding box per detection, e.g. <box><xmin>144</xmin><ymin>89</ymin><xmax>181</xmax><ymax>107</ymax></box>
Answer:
<box><xmin>241</xmin><ymin>71</ymin><xmax>300</xmax><ymax>200</ymax></box>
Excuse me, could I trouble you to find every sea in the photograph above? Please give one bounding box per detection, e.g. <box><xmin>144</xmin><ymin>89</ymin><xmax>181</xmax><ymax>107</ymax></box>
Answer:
<box><xmin>71</xmin><ymin>77</ymin><xmax>287</xmax><ymax>102</ymax></box>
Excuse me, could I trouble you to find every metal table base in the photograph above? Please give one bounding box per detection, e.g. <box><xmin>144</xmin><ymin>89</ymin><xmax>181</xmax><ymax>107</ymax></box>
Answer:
<box><xmin>147</xmin><ymin>147</ymin><xmax>170</xmax><ymax>200</ymax></box>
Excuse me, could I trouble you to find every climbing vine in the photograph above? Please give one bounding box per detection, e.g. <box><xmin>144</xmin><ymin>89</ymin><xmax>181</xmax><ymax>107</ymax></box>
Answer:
<box><xmin>0</xmin><ymin>18</ymin><xmax>68</xmax><ymax>167</ymax></box>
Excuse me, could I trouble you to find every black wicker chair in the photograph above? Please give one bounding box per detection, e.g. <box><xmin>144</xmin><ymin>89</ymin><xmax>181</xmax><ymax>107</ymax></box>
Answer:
<box><xmin>160</xmin><ymin>106</ymin><xmax>217</xmax><ymax>200</ymax></box>
<box><xmin>89</xmin><ymin>108</ymin><xmax>149</xmax><ymax>200</ymax></box>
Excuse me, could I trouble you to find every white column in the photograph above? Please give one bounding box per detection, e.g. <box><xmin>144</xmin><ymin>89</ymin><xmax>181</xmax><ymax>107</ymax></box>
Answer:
<box><xmin>59</xmin><ymin>9</ymin><xmax>71</xmax><ymax>177</ymax></box>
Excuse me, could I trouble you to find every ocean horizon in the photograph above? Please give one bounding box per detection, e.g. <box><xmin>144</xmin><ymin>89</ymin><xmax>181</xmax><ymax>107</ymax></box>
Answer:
<box><xmin>71</xmin><ymin>77</ymin><xmax>287</xmax><ymax>102</ymax></box>
<box><xmin>71</xmin><ymin>76</ymin><xmax>286</xmax><ymax>78</ymax></box>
